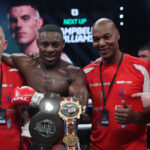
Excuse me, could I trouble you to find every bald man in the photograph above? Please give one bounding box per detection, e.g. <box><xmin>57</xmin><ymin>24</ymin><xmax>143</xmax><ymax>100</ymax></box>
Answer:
<box><xmin>0</xmin><ymin>26</ymin><xmax>23</xmax><ymax>150</ymax></box>
<box><xmin>83</xmin><ymin>18</ymin><xmax>150</xmax><ymax>150</ymax></box>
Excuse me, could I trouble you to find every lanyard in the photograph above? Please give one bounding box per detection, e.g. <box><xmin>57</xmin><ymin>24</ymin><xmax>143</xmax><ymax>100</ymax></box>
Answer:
<box><xmin>100</xmin><ymin>53</ymin><xmax>123</xmax><ymax>108</ymax></box>
<box><xmin>0</xmin><ymin>63</ymin><xmax>3</xmax><ymax>107</ymax></box>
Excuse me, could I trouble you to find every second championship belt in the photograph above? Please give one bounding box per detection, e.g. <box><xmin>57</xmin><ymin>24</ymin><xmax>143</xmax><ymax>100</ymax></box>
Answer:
<box><xmin>29</xmin><ymin>93</ymin><xmax>64</xmax><ymax>150</ymax></box>
<box><xmin>58</xmin><ymin>97</ymin><xmax>85</xmax><ymax>150</ymax></box>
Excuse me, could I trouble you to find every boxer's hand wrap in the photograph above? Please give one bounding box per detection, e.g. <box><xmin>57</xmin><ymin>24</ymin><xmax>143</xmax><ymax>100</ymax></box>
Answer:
<box><xmin>11</xmin><ymin>86</ymin><xmax>44</xmax><ymax>107</ymax></box>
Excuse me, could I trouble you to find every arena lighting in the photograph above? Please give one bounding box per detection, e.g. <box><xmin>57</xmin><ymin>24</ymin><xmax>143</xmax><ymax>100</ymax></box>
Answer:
<box><xmin>120</xmin><ymin>6</ymin><xmax>124</xmax><ymax>11</ymax></box>
<box><xmin>119</xmin><ymin>5</ymin><xmax>124</xmax><ymax>26</ymax></box>
<box><xmin>119</xmin><ymin>14</ymin><xmax>124</xmax><ymax>19</ymax></box>
<box><xmin>120</xmin><ymin>21</ymin><xmax>124</xmax><ymax>26</ymax></box>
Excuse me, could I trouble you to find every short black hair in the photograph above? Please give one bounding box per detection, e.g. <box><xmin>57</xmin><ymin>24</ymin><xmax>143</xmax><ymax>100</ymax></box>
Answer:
<box><xmin>8</xmin><ymin>0</ymin><xmax>38</xmax><ymax>11</ymax></box>
<box><xmin>139</xmin><ymin>46</ymin><xmax>150</xmax><ymax>52</ymax></box>
<box><xmin>39</xmin><ymin>24</ymin><xmax>63</xmax><ymax>36</ymax></box>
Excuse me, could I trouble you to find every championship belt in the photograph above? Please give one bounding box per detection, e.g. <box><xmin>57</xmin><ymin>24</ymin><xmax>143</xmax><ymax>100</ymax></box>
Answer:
<box><xmin>29</xmin><ymin>112</ymin><xmax>64</xmax><ymax>149</ymax></box>
<box><xmin>29</xmin><ymin>93</ymin><xmax>64</xmax><ymax>149</ymax></box>
<box><xmin>58</xmin><ymin>97</ymin><xmax>86</xmax><ymax>150</ymax></box>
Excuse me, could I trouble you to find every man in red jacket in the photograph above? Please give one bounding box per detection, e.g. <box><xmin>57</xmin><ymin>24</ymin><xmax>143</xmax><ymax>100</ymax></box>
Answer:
<box><xmin>84</xmin><ymin>18</ymin><xmax>150</xmax><ymax>150</ymax></box>
<box><xmin>0</xmin><ymin>26</ymin><xmax>23</xmax><ymax>150</ymax></box>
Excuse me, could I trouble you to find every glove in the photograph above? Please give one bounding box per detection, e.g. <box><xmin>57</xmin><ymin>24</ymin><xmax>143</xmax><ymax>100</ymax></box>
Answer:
<box><xmin>11</xmin><ymin>86</ymin><xmax>44</xmax><ymax>107</ymax></box>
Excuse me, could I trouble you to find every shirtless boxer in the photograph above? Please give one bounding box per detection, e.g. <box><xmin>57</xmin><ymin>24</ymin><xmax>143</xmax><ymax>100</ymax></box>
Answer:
<box><xmin>3</xmin><ymin>24</ymin><xmax>88</xmax><ymax>149</ymax></box>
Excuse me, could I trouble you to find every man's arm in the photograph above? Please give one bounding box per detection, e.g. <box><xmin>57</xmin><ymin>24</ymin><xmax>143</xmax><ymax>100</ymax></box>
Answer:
<box><xmin>67</xmin><ymin>65</ymin><xmax>90</xmax><ymax>125</ymax></box>
<box><xmin>132</xmin><ymin>92</ymin><xmax>150</xmax><ymax>108</ymax></box>
<box><xmin>2</xmin><ymin>53</ymin><xmax>27</xmax><ymax>68</ymax></box>
<box><xmin>115</xmin><ymin>100</ymin><xmax>150</xmax><ymax>124</ymax></box>
<box><xmin>67</xmin><ymin>65</ymin><xmax>89</xmax><ymax>107</ymax></box>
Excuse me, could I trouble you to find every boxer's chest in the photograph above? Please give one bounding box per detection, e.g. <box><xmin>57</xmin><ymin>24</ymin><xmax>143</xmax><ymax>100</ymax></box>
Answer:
<box><xmin>24</xmin><ymin>69</ymin><xmax>70</xmax><ymax>95</ymax></box>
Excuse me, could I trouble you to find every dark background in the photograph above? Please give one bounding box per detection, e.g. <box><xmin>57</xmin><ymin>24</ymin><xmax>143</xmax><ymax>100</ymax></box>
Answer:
<box><xmin>0</xmin><ymin>0</ymin><xmax>150</xmax><ymax>67</ymax></box>
<box><xmin>1</xmin><ymin>0</ymin><xmax>150</xmax><ymax>149</ymax></box>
